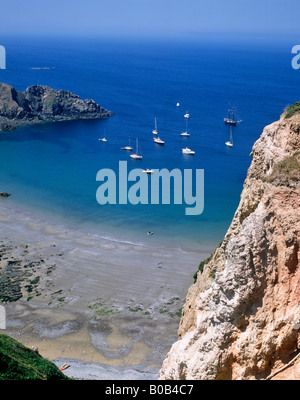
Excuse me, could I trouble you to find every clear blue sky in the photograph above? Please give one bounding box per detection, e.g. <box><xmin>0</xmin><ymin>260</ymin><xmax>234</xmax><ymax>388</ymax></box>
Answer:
<box><xmin>0</xmin><ymin>0</ymin><xmax>299</xmax><ymax>38</ymax></box>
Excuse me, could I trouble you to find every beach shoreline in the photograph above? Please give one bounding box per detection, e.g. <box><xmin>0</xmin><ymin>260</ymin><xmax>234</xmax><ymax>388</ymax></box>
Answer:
<box><xmin>0</xmin><ymin>198</ymin><xmax>211</xmax><ymax>379</ymax></box>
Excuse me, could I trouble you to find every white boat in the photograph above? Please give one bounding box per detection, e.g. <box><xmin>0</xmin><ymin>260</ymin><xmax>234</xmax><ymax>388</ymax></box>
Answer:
<box><xmin>152</xmin><ymin>118</ymin><xmax>158</xmax><ymax>135</ymax></box>
<box><xmin>122</xmin><ymin>137</ymin><xmax>133</xmax><ymax>151</ymax></box>
<box><xmin>130</xmin><ymin>138</ymin><xmax>143</xmax><ymax>159</ymax></box>
<box><xmin>99</xmin><ymin>128</ymin><xmax>108</xmax><ymax>142</ymax></box>
<box><xmin>154</xmin><ymin>137</ymin><xmax>165</xmax><ymax>145</ymax></box>
<box><xmin>182</xmin><ymin>147</ymin><xmax>195</xmax><ymax>155</ymax></box>
<box><xmin>122</xmin><ymin>145</ymin><xmax>133</xmax><ymax>150</ymax></box>
<box><xmin>180</xmin><ymin>119</ymin><xmax>190</xmax><ymax>136</ymax></box>
<box><xmin>130</xmin><ymin>153</ymin><xmax>143</xmax><ymax>159</ymax></box>
<box><xmin>184</xmin><ymin>111</ymin><xmax>190</xmax><ymax>119</ymax></box>
<box><xmin>225</xmin><ymin>126</ymin><xmax>234</xmax><ymax>147</ymax></box>
<box><xmin>143</xmin><ymin>169</ymin><xmax>154</xmax><ymax>174</ymax></box>
<box><xmin>176</xmin><ymin>102</ymin><xmax>180</xmax><ymax>107</ymax></box>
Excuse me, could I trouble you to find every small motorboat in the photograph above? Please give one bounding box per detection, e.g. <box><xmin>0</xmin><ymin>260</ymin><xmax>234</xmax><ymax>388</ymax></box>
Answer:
<box><xmin>143</xmin><ymin>169</ymin><xmax>154</xmax><ymax>174</ymax></box>
<box><xmin>182</xmin><ymin>147</ymin><xmax>195</xmax><ymax>155</ymax></box>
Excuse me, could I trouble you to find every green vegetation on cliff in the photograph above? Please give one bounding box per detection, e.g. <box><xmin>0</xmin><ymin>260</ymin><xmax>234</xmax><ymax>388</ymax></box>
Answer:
<box><xmin>193</xmin><ymin>254</ymin><xmax>213</xmax><ymax>283</ymax></box>
<box><xmin>285</xmin><ymin>101</ymin><xmax>300</xmax><ymax>119</ymax></box>
<box><xmin>0</xmin><ymin>334</ymin><xmax>70</xmax><ymax>380</ymax></box>
<box><xmin>262</xmin><ymin>151</ymin><xmax>300</xmax><ymax>183</ymax></box>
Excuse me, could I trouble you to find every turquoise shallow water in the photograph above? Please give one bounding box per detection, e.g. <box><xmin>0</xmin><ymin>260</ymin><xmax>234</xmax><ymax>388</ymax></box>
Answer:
<box><xmin>0</xmin><ymin>36</ymin><xmax>299</xmax><ymax>251</ymax></box>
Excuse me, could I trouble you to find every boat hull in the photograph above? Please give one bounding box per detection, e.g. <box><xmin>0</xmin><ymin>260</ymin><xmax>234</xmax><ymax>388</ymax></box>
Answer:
<box><xmin>154</xmin><ymin>139</ymin><xmax>164</xmax><ymax>145</ymax></box>
<box><xmin>182</xmin><ymin>148</ymin><xmax>195</xmax><ymax>155</ymax></box>
<box><xmin>130</xmin><ymin>154</ymin><xmax>143</xmax><ymax>159</ymax></box>
<box><xmin>224</xmin><ymin>118</ymin><xmax>237</xmax><ymax>126</ymax></box>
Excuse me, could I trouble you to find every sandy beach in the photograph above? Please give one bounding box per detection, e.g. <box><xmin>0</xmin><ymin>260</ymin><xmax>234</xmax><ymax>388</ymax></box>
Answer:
<box><xmin>0</xmin><ymin>197</ymin><xmax>210</xmax><ymax>379</ymax></box>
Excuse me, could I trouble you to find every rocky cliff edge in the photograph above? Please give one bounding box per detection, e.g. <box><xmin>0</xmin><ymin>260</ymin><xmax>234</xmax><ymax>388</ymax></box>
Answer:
<box><xmin>160</xmin><ymin>109</ymin><xmax>300</xmax><ymax>380</ymax></box>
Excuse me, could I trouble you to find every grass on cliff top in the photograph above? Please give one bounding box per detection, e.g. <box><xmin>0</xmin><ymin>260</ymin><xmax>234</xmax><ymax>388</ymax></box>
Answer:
<box><xmin>265</xmin><ymin>151</ymin><xmax>300</xmax><ymax>183</ymax></box>
<box><xmin>285</xmin><ymin>101</ymin><xmax>300</xmax><ymax>119</ymax></box>
<box><xmin>0</xmin><ymin>334</ymin><xmax>71</xmax><ymax>380</ymax></box>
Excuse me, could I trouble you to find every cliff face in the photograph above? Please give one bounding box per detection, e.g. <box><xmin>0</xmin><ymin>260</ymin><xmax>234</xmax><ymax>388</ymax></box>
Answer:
<box><xmin>160</xmin><ymin>111</ymin><xmax>300</xmax><ymax>380</ymax></box>
<box><xmin>0</xmin><ymin>83</ymin><xmax>112</xmax><ymax>131</ymax></box>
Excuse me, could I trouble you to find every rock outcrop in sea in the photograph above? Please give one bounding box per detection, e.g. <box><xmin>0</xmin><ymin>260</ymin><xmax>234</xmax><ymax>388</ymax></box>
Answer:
<box><xmin>160</xmin><ymin>108</ymin><xmax>300</xmax><ymax>380</ymax></box>
<box><xmin>0</xmin><ymin>82</ymin><xmax>113</xmax><ymax>131</ymax></box>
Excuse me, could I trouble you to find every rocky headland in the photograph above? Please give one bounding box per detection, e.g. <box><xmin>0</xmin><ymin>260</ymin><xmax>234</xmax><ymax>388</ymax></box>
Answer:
<box><xmin>0</xmin><ymin>82</ymin><xmax>113</xmax><ymax>131</ymax></box>
<box><xmin>160</xmin><ymin>108</ymin><xmax>300</xmax><ymax>380</ymax></box>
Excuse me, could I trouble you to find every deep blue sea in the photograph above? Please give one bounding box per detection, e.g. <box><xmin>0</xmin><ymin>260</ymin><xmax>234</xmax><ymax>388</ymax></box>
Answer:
<box><xmin>0</xmin><ymin>35</ymin><xmax>299</xmax><ymax>251</ymax></box>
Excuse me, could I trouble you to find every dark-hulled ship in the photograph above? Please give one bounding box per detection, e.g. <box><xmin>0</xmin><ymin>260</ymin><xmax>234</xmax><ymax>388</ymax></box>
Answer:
<box><xmin>224</xmin><ymin>105</ymin><xmax>242</xmax><ymax>126</ymax></box>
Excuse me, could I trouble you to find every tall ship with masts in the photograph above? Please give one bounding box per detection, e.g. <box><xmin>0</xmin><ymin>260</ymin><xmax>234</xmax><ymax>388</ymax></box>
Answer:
<box><xmin>224</xmin><ymin>104</ymin><xmax>242</xmax><ymax>126</ymax></box>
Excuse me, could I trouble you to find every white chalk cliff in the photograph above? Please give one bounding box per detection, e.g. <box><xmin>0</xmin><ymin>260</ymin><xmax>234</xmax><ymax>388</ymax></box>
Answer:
<box><xmin>160</xmin><ymin>110</ymin><xmax>300</xmax><ymax>380</ymax></box>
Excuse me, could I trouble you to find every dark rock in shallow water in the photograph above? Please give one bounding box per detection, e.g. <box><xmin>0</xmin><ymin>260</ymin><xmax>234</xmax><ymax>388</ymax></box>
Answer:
<box><xmin>0</xmin><ymin>82</ymin><xmax>113</xmax><ymax>131</ymax></box>
<box><xmin>0</xmin><ymin>192</ymin><xmax>11</xmax><ymax>197</ymax></box>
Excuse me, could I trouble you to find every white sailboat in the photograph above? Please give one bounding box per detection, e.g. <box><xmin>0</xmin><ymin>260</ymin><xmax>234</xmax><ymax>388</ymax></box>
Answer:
<box><xmin>154</xmin><ymin>137</ymin><xmax>165</xmax><ymax>145</ymax></box>
<box><xmin>130</xmin><ymin>138</ymin><xmax>143</xmax><ymax>159</ymax></box>
<box><xmin>122</xmin><ymin>137</ymin><xmax>133</xmax><ymax>151</ymax></box>
<box><xmin>152</xmin><ymin>118</ymin><xmax>158</xmax><ymax>135</ymax></box>
<box><xmin>225</xmin><ymin>126</ymin><xmax>233</xmax><ymax>147</ymax></box>
<box><xmin>180</xmin><ymin>118</ymin><xmax>190</xmax><ymax>136</ymax></box>
<box><xmin>99</xmin><ymin>128</ymin><xmax>107</xmax><ymax>142</ymax></box>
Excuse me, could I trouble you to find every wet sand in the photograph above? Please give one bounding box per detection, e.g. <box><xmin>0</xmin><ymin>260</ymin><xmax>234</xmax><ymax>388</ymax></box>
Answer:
<box><xmin>0</xmin><ymin>199</ymin><xmax>211</xmax><ymax>379</ymax></box>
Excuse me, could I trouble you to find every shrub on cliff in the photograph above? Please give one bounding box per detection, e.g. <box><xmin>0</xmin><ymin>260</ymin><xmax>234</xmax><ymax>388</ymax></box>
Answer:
<box><xmin>285</xmin><ymin>101</ymin><xmax>300</xmax><ymax>119</ymax></box>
